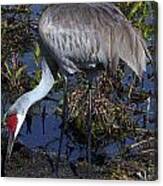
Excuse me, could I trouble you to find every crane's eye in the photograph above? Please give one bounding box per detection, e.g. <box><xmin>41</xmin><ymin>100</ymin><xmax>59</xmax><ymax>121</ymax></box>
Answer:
<box><xmin>6</xmin><ymin>114</ymin><xmax>18</xmax><ymax>133</ymax></box>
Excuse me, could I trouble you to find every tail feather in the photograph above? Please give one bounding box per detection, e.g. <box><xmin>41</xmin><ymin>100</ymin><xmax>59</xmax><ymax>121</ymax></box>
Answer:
<box><xmin>114</xmin><ymin>22</ymin><xmax>151</xmax><ymax>78</ymax></box>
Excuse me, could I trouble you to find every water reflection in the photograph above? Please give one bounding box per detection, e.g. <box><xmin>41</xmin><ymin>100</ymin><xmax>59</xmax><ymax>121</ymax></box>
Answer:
<box><xmin>1</xmin><ymin>3</ymin><xmax>157</xmax><ymax>179</ymax></box>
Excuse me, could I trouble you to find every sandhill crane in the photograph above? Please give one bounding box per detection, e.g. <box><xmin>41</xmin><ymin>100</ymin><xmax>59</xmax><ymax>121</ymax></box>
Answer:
<box><xmin>4</xmin><ymin>3</ymin><xmax>151</xmax><ymax>176</ymax></box>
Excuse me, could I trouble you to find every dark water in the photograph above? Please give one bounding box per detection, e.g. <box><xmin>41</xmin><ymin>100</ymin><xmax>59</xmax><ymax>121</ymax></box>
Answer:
<box><xmin>2</xmin><ymin>4</ymin><xmax>157</xmax><ymax>163</ymax></box>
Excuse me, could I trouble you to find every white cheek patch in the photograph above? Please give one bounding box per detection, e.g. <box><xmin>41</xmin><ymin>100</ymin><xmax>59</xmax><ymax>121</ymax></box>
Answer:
<box><xmin>14</xmin><ymin>114</ymin><xmax>26</xmax><ymax>139</ymax></box>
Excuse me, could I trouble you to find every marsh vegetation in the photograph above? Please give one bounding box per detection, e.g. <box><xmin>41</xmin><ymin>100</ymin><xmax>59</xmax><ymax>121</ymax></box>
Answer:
<box><xmin>1</xmin><ymin>2</ymin><xmax>157</xmax><ymax>180</ymax></box>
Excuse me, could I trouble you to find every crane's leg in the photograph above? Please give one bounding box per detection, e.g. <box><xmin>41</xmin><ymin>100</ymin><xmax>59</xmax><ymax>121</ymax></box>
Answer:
<box><xmin>56</xmin><ymin>76</ymin><xmax>68</xmax><ymax>177</ymax></box>
<box><xmin>87</xmin><ymin>82</ymin><xmax>92</xmax><ymax>178</ymax></box>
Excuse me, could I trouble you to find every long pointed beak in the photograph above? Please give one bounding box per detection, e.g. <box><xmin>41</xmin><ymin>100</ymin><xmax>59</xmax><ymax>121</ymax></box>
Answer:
<box><xmin>6</xmin><ymin>131</ymin><xmax>15</xmax><ymax>160</ymax></box>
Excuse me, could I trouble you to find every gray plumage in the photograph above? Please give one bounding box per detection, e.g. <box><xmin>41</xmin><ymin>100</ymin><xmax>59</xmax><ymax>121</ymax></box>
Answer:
<box><xmin>39</xmin><ymin>3</ymin><xmax>151</xmax><ymax>78</ymax></box>
<box><xmin>4</xmin><ymin>2</ymin><xmax>152</xmax><ymax>167</ymax></box>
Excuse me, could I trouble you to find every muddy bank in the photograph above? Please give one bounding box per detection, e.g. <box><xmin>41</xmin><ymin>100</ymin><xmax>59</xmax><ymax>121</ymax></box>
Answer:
<box><xmin>2</xmin><ymin>141</ymin><xmax>157</xmax><ymax>180</ymax></box>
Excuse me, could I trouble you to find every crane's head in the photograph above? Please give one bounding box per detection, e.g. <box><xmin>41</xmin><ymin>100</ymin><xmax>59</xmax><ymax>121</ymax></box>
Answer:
<box><xmin>3</xmin><ymin>58</ymin><xmax>54</xmax><ymax>160</ymax></box>
<box><xmin>4</xmin><ymin>107</ymin><xmax>26</xmax><ymax>159</ymax></box>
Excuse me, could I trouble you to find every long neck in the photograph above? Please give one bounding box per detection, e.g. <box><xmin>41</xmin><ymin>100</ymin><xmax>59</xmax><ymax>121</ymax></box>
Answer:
<box><xmin>10</xmin><ymin>58</ymin><xmax>55</xmax><ymax>115</ymax></box>
<box><xmin>26</xmin><ymin>59</ymin><xmax>55</xmax><ymax>108</ymax></box>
